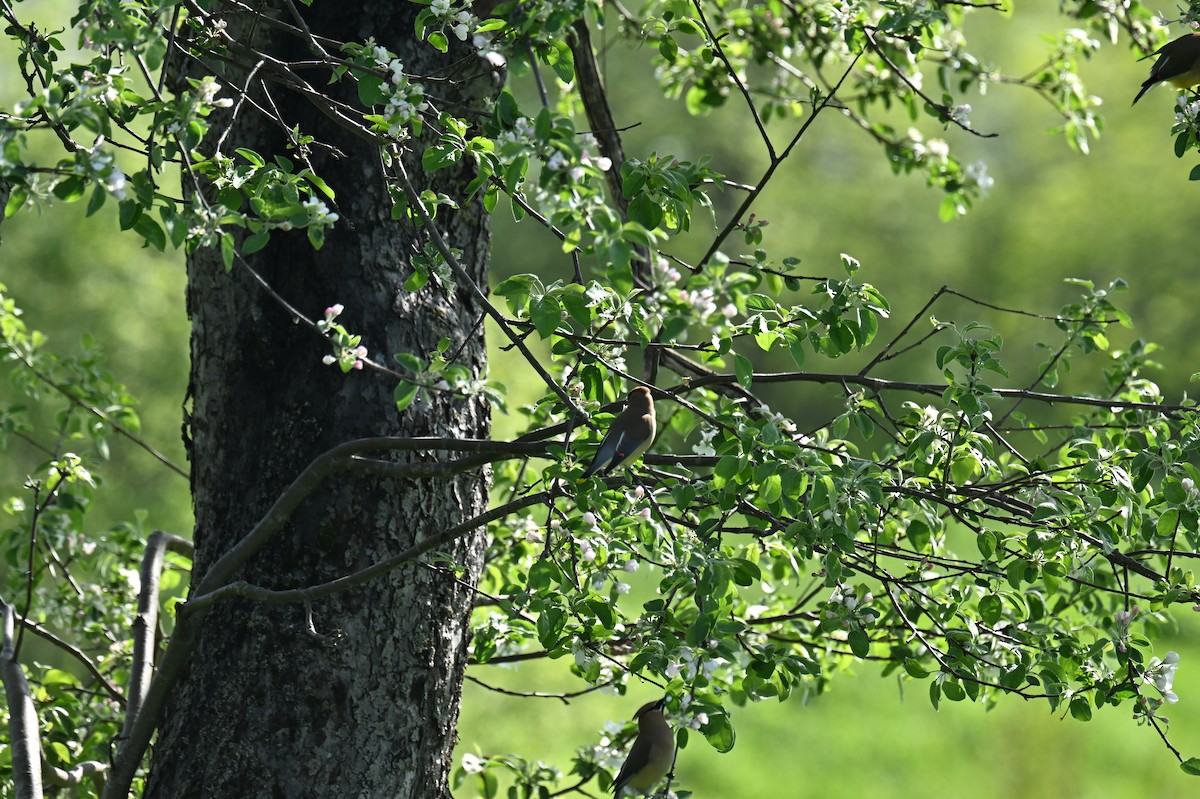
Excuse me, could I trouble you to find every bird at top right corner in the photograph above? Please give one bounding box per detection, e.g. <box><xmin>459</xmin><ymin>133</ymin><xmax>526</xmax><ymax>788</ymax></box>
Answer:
<box><xmin>1132</xmin><ymin>32</ymin><xmax>1200</xmax><ymax>105</ymax></box>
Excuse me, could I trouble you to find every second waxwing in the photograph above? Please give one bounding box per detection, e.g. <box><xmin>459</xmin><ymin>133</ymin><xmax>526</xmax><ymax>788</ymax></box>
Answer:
<box><xmin>1133</xmin><ymin>32</ymin><xmax>1200</xmax><ymax>105</ymax></box>
<box><xmin>579</xmin><ymin>387</ymin><xmax>656</xmax><ymax>479</ymax></box>
<box><xmin>611</xmin><ymin>697</ymin><xmax>674</xmax><ymax>796</ymax></box>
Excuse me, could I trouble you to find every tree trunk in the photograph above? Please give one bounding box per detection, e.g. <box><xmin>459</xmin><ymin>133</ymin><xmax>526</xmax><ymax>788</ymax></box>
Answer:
<box><xmin>145</xmin><ymin>5</ymin><xmax>496</xmax><ymax>797</ymax></box>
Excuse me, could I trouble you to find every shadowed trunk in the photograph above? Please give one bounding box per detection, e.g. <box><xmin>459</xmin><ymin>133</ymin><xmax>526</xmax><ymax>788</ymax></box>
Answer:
<box><xmin>145</xmin><ymin>4</ymin><xmax>497</xmax><ymax>796</ymax></box>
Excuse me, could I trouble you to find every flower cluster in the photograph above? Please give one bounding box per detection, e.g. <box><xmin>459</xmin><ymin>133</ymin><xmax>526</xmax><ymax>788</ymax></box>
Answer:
<box><xmin>429</xmin><ymin>0</ymin><xmax>475</xmax><ymax>42</ymax></box>
<box><xmin>964</xmin><ymin>160</ymin><xmax>994</xmax><ymax>196</ymax></box>
<box><xmin>822</xmin><ymin>584</ymin><xmax>877</xmax><ymax>629</ymax></box>
<box><xmin>186</xmin><ymin>203</ymin><xmax>225</xmax><ymax>249</ymax></box>
<box><xmin>317</xmin><ymin>303</ymin><xmax>369</xmax><ymax>372</ymax></box>
<box><xmin>87</xmin><ymin>140</ymin><xmax>127</xmax><ymax>199</ymax></box>
<box><xmin>1113</xmin><ymin>606</ymin><xmax>1138</xmax><ymax>652</ymax></box>
<box><xmin>545</xmin><ymin>134</ymin><xmax>613</xmax><ymax>181</ymax></box>
<box><xmin>1175</xmin><ymin>95</ymin><xmax>1200</xmax><ymax>128</ymax></box>
<box><xmin>368</xmin><ymin>43</ymin><xmax>430</xmax><ymax>139</ymax></box>
<box><xmin>1144</xmin><ymin>651</ymin><xmax>1181</xmax><ymax>705</ymax></box>
<box><xmin>302</xmin><ymin>196</ymin><xmax>340</xmax><ymax>231</ymax></box>
<box><xmin>665</xmin><ymin>645</ymin><xmax>725</xmax><ymax>680</ymax></box>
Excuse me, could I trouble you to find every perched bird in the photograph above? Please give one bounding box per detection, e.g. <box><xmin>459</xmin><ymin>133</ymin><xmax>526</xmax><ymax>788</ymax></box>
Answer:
<box><xmin>579</xmin><ymin>387</ymin><xmax>656</xmax><ymax>479</ymax></box>
<box><xmin>611</xmin><ymin>697</ymin><xmax>674</xmax><ymax>796</ymax></box>
<box><xmin>1132</xmin><ymin>32</ymin><xmax>1200</xmax><ymax>105</ymax></box>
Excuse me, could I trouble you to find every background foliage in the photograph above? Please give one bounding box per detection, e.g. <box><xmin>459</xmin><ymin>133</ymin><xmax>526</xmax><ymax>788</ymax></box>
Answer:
<box><xmin>5</xmin><ymin>1</ymin><xmax>1200</xmax><ymax>797</ymax></box>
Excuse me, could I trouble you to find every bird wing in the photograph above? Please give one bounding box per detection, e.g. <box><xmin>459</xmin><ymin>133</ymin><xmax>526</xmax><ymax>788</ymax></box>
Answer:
<box><xmin>580</xmin><ymin>423</ymin><xmax>631</xmax><ymax>478</ymax></box>
<box><xmin>1152</xmin><ymin>50</ymin><xmax>1189</xmax><ymax>82</ymax></box>
<box><xmin>608</xmin><ymin>413</ymin><xmax>654</xmax><ymax>470</ymax></box>
<box><xmin>1150</xmin><ymin>36</ymin><xmax>1200</xmax><ymax>83</ymax></box>
<box><xmin>611</xmin><ymin>734</ymin><xmax>652</xmax><ymax>795</ymax></box>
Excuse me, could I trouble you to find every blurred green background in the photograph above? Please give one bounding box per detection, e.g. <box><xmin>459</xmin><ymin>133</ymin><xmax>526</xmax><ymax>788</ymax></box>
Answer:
<box><xmin>4</xmin><ymin>3</ymin><xmax>1200</xmax><ymax>797</ymax></box>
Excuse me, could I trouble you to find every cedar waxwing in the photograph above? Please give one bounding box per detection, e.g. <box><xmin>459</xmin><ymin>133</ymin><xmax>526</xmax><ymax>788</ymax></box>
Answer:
<box><xmin>579</xmin><ymin>387</ymin><xmax>656</xmax><ymax>479</ymax></box>
<box><xmin>1132</xmin><ymin>32</ymin><xmax>1200</xmax><ymax>105</ymax></box>
<box><xmin>611</xmin><ymin>697</ymin><xmax>674</xmax><ymax>796</ymax></box>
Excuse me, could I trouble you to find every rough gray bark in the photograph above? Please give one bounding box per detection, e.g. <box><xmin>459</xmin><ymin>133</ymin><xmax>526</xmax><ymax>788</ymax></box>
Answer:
<box><xmin>144</xmin><ymin>4</ymin><xmax>496</xmax><ymax>797</ymax></box>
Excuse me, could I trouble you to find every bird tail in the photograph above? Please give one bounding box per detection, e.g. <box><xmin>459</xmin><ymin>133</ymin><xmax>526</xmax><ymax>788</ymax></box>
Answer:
<box><xmin>1132</xmin><ymin>80</ymin><xmax>1155</xmax><ymax>105</ymax></box>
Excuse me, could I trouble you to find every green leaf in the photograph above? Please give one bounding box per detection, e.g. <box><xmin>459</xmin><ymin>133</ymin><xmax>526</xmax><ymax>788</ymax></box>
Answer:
<box><xmin>243</xmin><ymin>230</ymin><xmax>269</xmax><ymax>255</ymax></box>
<box><xmin>627</xmin><ymin>193</ymin><xmax>663</xmax><ymax>229</ymax></box>
<box><xmin>423</xmin><ymin>144</ymin><xmax>460</xmax><ymax>172</ymax></box>
<box><xmin>534</xmin><ymin>107</ymin><xmax>553</xmax><ymax>142</ymax></box>
<box><xmin>788</xmin><ymin>337</ymin><xmax>806</xmax><ymax>368</ymax></box>
<box><xmin>941</xmin><ymin>681</ymin><xmax>965</xmax><ymax>702</ymax></box>
<box><xmin>302</xmin><ymin>171</ymin><xmax>335</xmax><ymax>199</ymax></box>
<box><xmin>85</xmin><ymin>185</ymin><xmax>106</xmax><ymax>216</ymax></box>
<box><xmin>235</xmin><ymin>148</ymin><xmax>265</xmax><ymax>167</ymax></box>
<box><xmin>220</xmin><ymin>232</ymin><xmax>235</xmax><ymax>271</ymax></box>
<box><xmin>701</xmin><ymin>712</ymin><xmax>735</xmax><ymax>753</ymax></box>
<box><xmin>745</xmin><ymin>294</ymin><xmax>774</xmax><ymax>312</ymax></box>
<box><xmin>1069</xmin><ymin>696</ymin><xmax>1092</xmax><ymax>722</ymax></box>
<box><xmin>133</xmin><ymin>215</ymin><xmax>166</xmax><ymax>251</ymax></box>
<box><xmin>733</xmin><ymin>353</ymin><xmax>753</xmax><ymax>388</ymax></box>
<box><xmin>904</xmin><ymin>658</ymin><xmax>929</xmax><ymax>678</ymax></box>
<box><xmin>4</xmin><ymin>186</ymin><xmax>28</xmax><ymax>218</ymax></box>
<box><xmin>840</xmin><ymin>252</ymin><xmax>860</xmax><ymax>276</ymax></box>
<box><xmin>160</xmin><ymin>205</ymin><xmax>188</xmax><ymax>248</ymax></box>
<box><xmin>394</xmin><ymin>353</ymin><xmax>423</xmax><ymax>373</ymax></box>
<box><xmin>117</xmin><ymin>197</ymin><xmax>142</xmax><ymax>229</ymax></box>
<box><xmin>759</xmin><ymin>472</ymin><xmax>782</xmax><ymax>505</ymax></box>
<box><xmin>405</xmin><ymin>268</ymin><xmax>429</xmax><ymax>292</ymax></box>
<box><xmin>528</xmin><ymin>559</ymin><xmax>560</xmax><ymax>591</ymax></box>
<box><xmin>503</xmin><ymin>154</ymin><xmax>528</xmax><ymax>189</ymax></box>
<box><xmin>847</xmin><ymin>628</ymin><xmax>869</xmax><ymax>657</ymax></box>
<box><xmin>549</xmin><ymin>40</ymin><xmax>575</xmax><ymax>82</ymax></box>
<box><xmin>1157</xmin><ymin>507</ymin><xmax>1180</xmax><ymax>538</ymax></box>
<box><xmin>731</xmin><ymin>558</ymin><xmax>760</xmax><ymax>586</ymax></box>
<box><xmin>536</xmin><ymin>606</ymin><xmax>566</xmax><ymax>648</ymax></box>
<box><xmin>52</xmin><ymin>175</ymin><xmax>85</xmax><ymax>202</ymax></box>
<box><xmin>308</xmin><ymin>226</ymin><xmax>327</xmax><ymax>251</ymax></box>
<box><xmin>1180</xmin><ymin>758</ymin><xmax>1200</xmax><ymax>776</ymax></box>
<box><xmin>978</xmin><ymin>593</ymin><xmax>1002</xmax><ymax>625</ymax></box>
<box><xmin>394</xmin><ymin>381</ymin><xmax>419</xmax><ymax>412</ymax></box>
<box><xmin>530</xmin><ymin>295</ymin><xmax>563</xmax><ymax>339</ymax></box>
<box><xmin>42</xmin><ymin>668</ymin><xmax>78</xmax><ymax>686</ymax></box>
<box><xmin>1006</xmin><ymin>559</ymin><xmax>1028</xmax><ymax>590</ymax></box>
<box><xmin>428</xmin><ymin>30</ymin><xmax>448</xmax><ymax>53</ymax></box>
<box><xmin>658</xmin><ymin>34</ymin><xmax>679</xmax><ymax>63</ymax></box>
<box><xmin>493</xmin><ymin>274</ymin><xmax>535</xmax><ymax>315</ymax></box>
<box><xmin>50</xmin><ymin>741</ymin><xmax>71</xmax><ymax>763</ymax></box>
<box><xmin>908</xmin><ymin>519</ymin><xmax>930</xmax><ymax>552</ymax></box>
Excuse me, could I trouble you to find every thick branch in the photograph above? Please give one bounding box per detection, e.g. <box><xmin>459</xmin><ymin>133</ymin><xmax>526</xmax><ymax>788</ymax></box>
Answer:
<box><xmin>1</xmin><ymin>598</ymin><xmax>43</xmax><ymax>799</ymax></box>
<box><xmin>122</xmin><ymin>531</ymin><xmax>193</xmax><ymax>741</ymax></box>
<box><xmin>182</xmin><ymin>485</ymin><xmax>565</xmax><ymax>614</ymax></box>
<box><xmin>43</xmin><ymin>759</ymin><xmax>106</xmax><ymax>789</ymax></box>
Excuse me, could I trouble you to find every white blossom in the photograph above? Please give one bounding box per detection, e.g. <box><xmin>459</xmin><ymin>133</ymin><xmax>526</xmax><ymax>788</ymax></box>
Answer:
<box><xmin>964</xmin><ymin>160</ymin><xmax>993</xmax><ymax>196</ymax></box>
